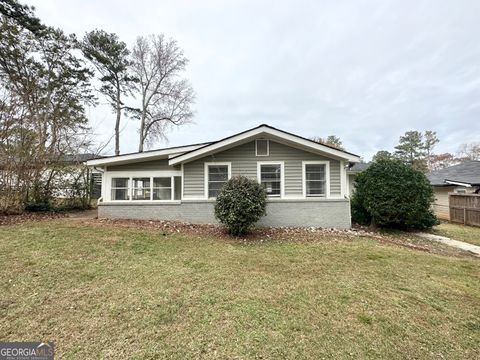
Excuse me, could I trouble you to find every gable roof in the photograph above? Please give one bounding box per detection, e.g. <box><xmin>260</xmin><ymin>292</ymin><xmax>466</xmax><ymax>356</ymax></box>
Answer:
<box><xmin>86</xmin><ymin>124</ymin><xmax>361</xmax><ymax>167</ymax></box>
<box><xmin>168</xmin><ymin>124</ymin><xmax>361</xmax><ymax>165</ymax></box>
<box><xmin>427</xmin><ymin>160</ymin><xmax>480</xmax><ymax>186</ymax></box>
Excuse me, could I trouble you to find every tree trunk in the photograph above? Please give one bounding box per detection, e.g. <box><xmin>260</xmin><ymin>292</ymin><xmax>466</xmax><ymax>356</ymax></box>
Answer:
<box><xmin>138</xmin><ymin>113</ymin><xmax>145</xmax><ymax>152</ymax></box>
<box><xmin>115</xmin><ymin>102</ymin><xmax>121</xmax><ymax>156</ymax></box>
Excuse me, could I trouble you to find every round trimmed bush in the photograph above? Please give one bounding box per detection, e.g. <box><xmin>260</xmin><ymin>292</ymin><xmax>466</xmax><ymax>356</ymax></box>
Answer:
<box><xmin>214</xmin><ymin>176</ymin><xmax>267</xmax><ymax>235</ymax></box>
<box><xmin>351</xmin><ymin>158</ymin><xmax>438</xmax><ymax>230</ymax></box>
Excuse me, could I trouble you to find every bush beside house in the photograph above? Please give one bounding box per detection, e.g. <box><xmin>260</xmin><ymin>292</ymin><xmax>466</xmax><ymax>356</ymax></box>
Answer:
<box><xmin>214</xmin><ymin>176</ymin><xmax>267</xmax><ymax>235</ymax></box>
<box><xmin>351</xmin><ymin>159</ymin><xmax>438</xmax><ymax>230</ymax></box>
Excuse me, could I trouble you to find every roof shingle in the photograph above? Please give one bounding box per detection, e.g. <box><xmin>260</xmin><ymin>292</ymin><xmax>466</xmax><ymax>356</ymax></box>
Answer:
<box><xmin>427</xmin><ymin>160</ymin><xmax>480</xmax><ymax>186</ymax></box>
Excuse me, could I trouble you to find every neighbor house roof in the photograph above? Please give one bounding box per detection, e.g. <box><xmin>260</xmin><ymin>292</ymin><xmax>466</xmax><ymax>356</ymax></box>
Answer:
<box><xmin>347</xmin><ymin>162</ymin><xmax>370</xmax><ymax>174</ymax></box>
<box><xmin>86</xmin><ymin>124</ymin><xmax>361</xmax><ymax>167</ymax></box>
<box><xmin>63</xmin><ymin>153</ymin><xmax>99</xmax><ymax>163</ymax></box>
<box><xmin>427</xmin><ymin>160</ymin><xmax>480</xmax><ymax>187</ymax></box>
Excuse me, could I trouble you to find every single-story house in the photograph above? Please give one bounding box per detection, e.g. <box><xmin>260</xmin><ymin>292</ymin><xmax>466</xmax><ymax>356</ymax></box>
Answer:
<box><xmin>86</xmin><ymin>124</ymin><xmax>361</xmax><ymax>229</ymax></box>
<box><xmin>427</xmin><ymin>160</ymin><xmax>480</xmax><ymax>220</ymax></box>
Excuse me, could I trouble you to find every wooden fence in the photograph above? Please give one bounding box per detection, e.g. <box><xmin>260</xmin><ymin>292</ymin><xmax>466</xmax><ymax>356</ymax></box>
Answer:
<box><xmin>449</xmin><ymin>193</ymin><xmax>480</xmax><ymax>227</ymax></box>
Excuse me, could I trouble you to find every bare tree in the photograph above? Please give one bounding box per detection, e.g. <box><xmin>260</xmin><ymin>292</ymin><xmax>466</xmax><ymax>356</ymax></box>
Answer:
<box><xmin>310</xmin><ymin>135</ymin><xmax>344</xmax><ymax>150</ymax></box>
<box><xmin>457</xmin><ymin>142</ymin><xmax>480</xmax><ymax>161</ymax></box>
<box><xmin>0</xmin><ymin>15</ymin><xmax>94</xmax><ymax>212</ymax></box>
<box><xmin>429</xmin><ymin>153</ymin><xmax>458</xmax><ymax>171</ymax></box>
<box><xmin>131</xmin><ymin>35</ymin><xmax>194</xmax><ymax>152</ymax></box>
<box><xmin>423</xmin><ymin>130</ymin><xmax>439</xmax><ymax>170</ymax></box>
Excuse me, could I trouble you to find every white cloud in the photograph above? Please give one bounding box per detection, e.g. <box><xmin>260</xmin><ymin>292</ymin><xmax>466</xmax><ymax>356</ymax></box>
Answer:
<box><xmin>30</xmin><ymin>0</ymin><xmax>480</xmax><ymax>159</ymax></box>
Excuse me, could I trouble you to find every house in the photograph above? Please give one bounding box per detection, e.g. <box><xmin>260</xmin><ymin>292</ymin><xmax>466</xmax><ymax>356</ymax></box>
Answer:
<box><xmin>86</xmin><ymin>125</ymin><xmax>361</xmax><ymax>229</ymax></box>
<box><xmin>346</xmin><ymin>162</ymin><xmax>370</xmax><ymax>195</ymax></box>
<box><xmin>427</xmin><ymin>160</ymin><xmax>480</xmax><ymax>220</ymax></box>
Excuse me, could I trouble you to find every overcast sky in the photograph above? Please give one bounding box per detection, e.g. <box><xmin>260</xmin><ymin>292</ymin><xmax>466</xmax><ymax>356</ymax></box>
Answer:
<box><xmin>30</xmin><ymin>0</ymin><xmax>480</xmax><ymax>160</ymax></box>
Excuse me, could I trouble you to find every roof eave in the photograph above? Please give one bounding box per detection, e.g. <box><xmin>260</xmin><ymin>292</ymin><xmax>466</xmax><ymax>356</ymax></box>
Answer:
<box><xmin>85</xmin><ymin>143</ymin><xmax>209</xmax><ymax>167</ymax></box>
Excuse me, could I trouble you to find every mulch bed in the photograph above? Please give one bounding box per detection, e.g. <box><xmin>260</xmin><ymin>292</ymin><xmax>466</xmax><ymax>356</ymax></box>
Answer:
<box><xmin>0</xmin><ymin>212</ymin><xmax>67</xmax><ymax>226</ymax></box>
<box><xmin>89</xmin><ymin>218</ymin><xmax>471</xmax><ymax>256</ymax></box>
<box><xmin>89</xmin><ymin>218</ymin><xmax>431</xmax><ymax>250</ymax></box>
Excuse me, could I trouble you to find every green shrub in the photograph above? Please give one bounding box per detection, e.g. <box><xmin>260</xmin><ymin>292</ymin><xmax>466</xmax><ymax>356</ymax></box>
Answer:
<box><xmin>214</xmin><ymin>176</ymin><xmax>267</xmax><ymax>235</ymax></box>
<box><xmin>24</xmin><ymin>201</ymin><xmax>52</xmax><ymax>212</ymax></box>
<box><xmin>351</xmin><ymin>159</ymin><xmax>438</xmax><ymax>230</ymax></box>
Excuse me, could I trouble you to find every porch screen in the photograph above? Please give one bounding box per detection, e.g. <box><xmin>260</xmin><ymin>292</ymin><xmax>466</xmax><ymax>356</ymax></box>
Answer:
<box><xmin>111</xmin><ymin>178</ymin><xmax>129</xmax><ymax>200</ymax></box>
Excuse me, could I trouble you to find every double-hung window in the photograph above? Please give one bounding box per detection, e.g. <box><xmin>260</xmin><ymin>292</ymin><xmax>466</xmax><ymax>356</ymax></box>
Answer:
<box><xmin>206</xmin><ymin>163</ymin><xmax>231</xmax><ymax>198</ymax></box>
<box><xmin>258</xmin><ymin>162</ymin><xmax>283</xmax><ymax>197</ymax></box>
<box><xmin>303</xmin><ymin>162</ymin><xmax>329</xmax><ymax>197</ymax></box>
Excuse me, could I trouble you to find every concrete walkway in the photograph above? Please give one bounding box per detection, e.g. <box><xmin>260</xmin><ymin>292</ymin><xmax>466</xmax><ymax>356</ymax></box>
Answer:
<box><xmin>417</xmin><ymin>233</ymin><xmax>480</xmax><ymax>256</ymax></box>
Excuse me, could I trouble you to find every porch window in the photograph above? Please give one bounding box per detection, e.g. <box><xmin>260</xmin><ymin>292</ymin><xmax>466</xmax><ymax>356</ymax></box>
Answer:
<box><xmin>110</xmin><ymin>175</ymin><xmax>177</xmax><ymax>201</ymax></box>
<box><xmin>259</xmin><ymin>163</ymin><xmax>282</xmax><ymax>197</ymax></box>
<box><xmin>305</xmin><ymin>164</ymin><xmax>326</xmax><ymax>196</ymax></box>
<box><xmin>132</xmin><ymin>177</ymin><xmax>151</xmax><ymax>200</ymax></box>
<box><xmin>153</xmin><ymin>177</ymin><xmax>172</xmax><ymax>200</ymax></box>
<box><xmin>111</xmin><ymin>178</ymin><xmax>129</xmax><ymax>200</ymax></box>
<box><xmin>207</xmin><ymin>164</ymin><xmax>230</xmax><ymax>198</ymax></box>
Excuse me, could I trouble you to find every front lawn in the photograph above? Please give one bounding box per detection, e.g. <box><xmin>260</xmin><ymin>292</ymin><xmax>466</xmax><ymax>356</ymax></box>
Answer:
<box><xmin>433</xmin><ymin>222</ymin><xmax>480</xmax><ymax>246</ymax></box>
<box><xmin>0</xmin><ymin>219</ymin><xmax>479</xmax><ymax>359</ymax></box>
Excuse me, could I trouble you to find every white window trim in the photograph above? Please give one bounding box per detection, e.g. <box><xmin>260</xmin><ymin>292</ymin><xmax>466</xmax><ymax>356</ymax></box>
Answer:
<box><xmin>302</xmin><ymin>161</ymin><xmax>330</xmax><ymax>198</ymax></box>
<box><xmin>255</xmin><ymin>139</ymin><xmax>269</xmax><ymax>156</ymax></box>
<box><xmin>204</xmin><ymin>162</ymin><xmax>232</xmax><ymax>199</ymax></box>
<box><xmin>257</xmin><ymin>161</ymin><xmax>285</xmax><ymax>198</ymax></box>
<box><xmin>105</xmin><ymin>170</ymin><xmax>181</xmax><ymax>203</ymax></box>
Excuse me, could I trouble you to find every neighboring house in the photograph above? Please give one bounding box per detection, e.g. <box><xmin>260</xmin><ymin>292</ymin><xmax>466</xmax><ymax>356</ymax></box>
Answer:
<box><xmin>427</xmin><ymin>160</ymin><xmax>480</xmax><ymax>220</ymax></box>
<box><xmin>346</xmin><ymin>162</ymin><xmax>370</xmax><ymax>195</ymax></box>
<box><xmin>86</xmin><ymin>125</ymin><xmax>361</xmax><ymax>229</ymax></box>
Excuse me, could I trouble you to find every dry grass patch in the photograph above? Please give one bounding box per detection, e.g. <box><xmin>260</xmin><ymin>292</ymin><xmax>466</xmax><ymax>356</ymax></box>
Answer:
<box><xmin>432</xmin><ymin>222</ymin><xmax>480</xmax><ymax>246</ymax></box>
<box><xmin>0</xmin><ymin>219</ymin><xmax>479</xmax><ymax>359</ymax></box>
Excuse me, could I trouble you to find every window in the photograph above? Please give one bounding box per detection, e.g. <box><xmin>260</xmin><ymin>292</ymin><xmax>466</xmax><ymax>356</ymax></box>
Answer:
<box><xmin>206</xmin><ymin>163</ymin><xmax>230</xmax><ymax>198</ymax></box>
<box><xmin>259</xmin><ymin>163</ymin><xmax>282</xmax><ymax>197</ymax></box>
<box><xmin>256</xmin><ymin>139</ymin><xmax>269</xmax><ymax>156</ymax></box>
<box><xmin>109</xmin><ymin>175</ymin><xmax>179</xmax><ymax>201</ymax></box>
<box><xmin>174</xmin><ymin>176</ymin><xmax>182</xmax><ymax>200</ymax></box>
<box><xmin>303</xmin><ymin>161</ymin><xmax>329</xmax><ymax>197</ymax></box>
<box><xmin>111</xmin><ymin>178</ymin><xmax>129</xmax><ymax>200</ymax></box>
<box><xmin>132</xmin><ymin>177</ymin><xmax>151</xmax><ymax>200</ymax></box>
<box><xmin>153</xmin><ymin>177</ymin><xmax>172</xmax><ymax>200</ymax></box>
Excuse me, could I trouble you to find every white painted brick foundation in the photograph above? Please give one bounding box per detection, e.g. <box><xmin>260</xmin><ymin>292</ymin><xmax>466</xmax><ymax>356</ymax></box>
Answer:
<box><xmin>98</xmin><ymin>199</ymin><xmax>352</xmax><ymax>229</ymax></box>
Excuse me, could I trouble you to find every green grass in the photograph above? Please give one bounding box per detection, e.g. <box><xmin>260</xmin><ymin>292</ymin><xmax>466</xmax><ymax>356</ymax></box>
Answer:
<box><xmin>433</xmin><ymin>222</ymin><xmax>480</xmax><ymax>246</ymax></box>
<box><xmin>0</xmin><ymin>219</ymin><xmax>479</xmax><ymax>359</ymax></box>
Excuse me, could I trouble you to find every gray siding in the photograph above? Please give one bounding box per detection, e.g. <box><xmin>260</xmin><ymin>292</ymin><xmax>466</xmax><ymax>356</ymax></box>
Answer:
<box><xmin>183</xmin><ymin>140</ymin><xmax>341</xmax><ymax>198</ymax></box>
<box><xmin>98</xmin><ymin>199</ymin><xmax>351</xmax><ymax>229</ymax></box>
<box><xmin>108</xmin><ymin>159</ymin><xmax>180</xmax><ymax>171</ymax></box>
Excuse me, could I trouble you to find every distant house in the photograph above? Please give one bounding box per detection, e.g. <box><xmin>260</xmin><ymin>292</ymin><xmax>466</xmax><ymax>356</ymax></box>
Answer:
<box><xmin>86</xmin><ymin>124</ymin><xmax>361</xmax><ymax>229</ymax></box>
<box><xmin>427</xmin><ymin>160</ymin><xmax>480</xmax><ymax>220</ymax></box>
<box><xmin>346</xmin><ymin>162</ymin><xmax>370</xmax><ymax>195</ymax></box>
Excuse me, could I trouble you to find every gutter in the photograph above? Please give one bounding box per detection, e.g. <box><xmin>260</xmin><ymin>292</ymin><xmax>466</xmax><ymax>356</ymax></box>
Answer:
<box><xmin>444</xmin><ymin>180</ymin><xmax>472</xmax><ymax>187</ymax></box>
